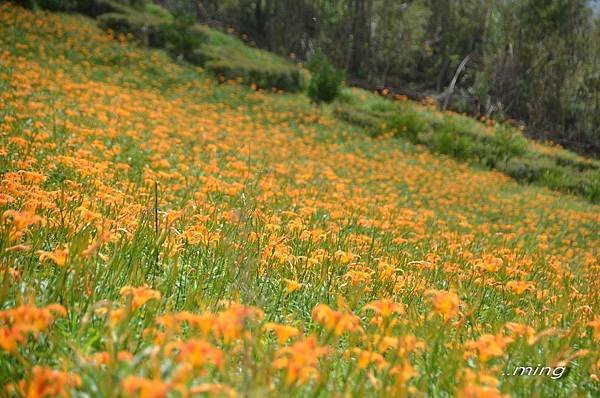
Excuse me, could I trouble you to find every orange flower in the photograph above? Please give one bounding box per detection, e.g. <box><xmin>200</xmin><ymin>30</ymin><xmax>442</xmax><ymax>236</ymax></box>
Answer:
<box><xmin>176</xmin><ymin>311</ymin><xmax>216</xmax><ymax>336</ymax></box>
<box><xmin>334</xmin><ymin>250</ymin><xmax>356</xmax><ymax>265</ymax></box>
<box><xmin>37</xmin><ymin>246</ymin><xmax>69</xmax><ymax>267</ymax></box>
<box><xmin>95</xmin><ymin>307</ymin><xmax>126</xmax><ymax>326</ymax></box>
<box><xmin>458</xmin><ymin>384</ymin><xmax>506</xmax><ymax>398</ymax></box>
<box><xmin>120</xmin><ymin>285</ymin><xmax>161</xmax><ymax>310</ymax></box>
<box><xmin>475</xmin><ymin>255</ymin><xmax>503</xmax><ymax>273</ymax></box>
<box><xmin>505</xmin><ymin>322</ymin><xmax>535</xmax><ymax>342</ymax></box>
<box><xmin>457</xmin><ymin>369</ymin><xmax>505</xmax><ymax>398</ymax></box>
<box><xmin>506</xmin><ymin>280</ymin><xmax>535</xmax><ymax>295</ymax></box>
<box><xmin>348</xmin><ymin>347</ymin><xmax>387</xmax><ymax>369</ymax></box>
<box><xmin>264</xmin><ymin>322</ymin><xmax>300</xmax><ymax>344</ymax></box>
<box><xmin>284</xmin><ymin>278</ymin><xmax>302</xmax><ymax>293</ymax></box>
<box><xmin>464</xmin><ymin>334</ymin><xmax>513</xmax><ymax>362</ymax></box>
<box><xmin>166</xmin><ymin>338</ymin><xmax>224</xmax><ymax>370</ymax></box>
<box><xmin>589</xmin><ymin>318</ymin><xmax>600</xmax><ymax>341</ymax></box>
<box><xmin>2</xmin><ymin>209</ymin><xmax>43</xmax><ymax>242</ymax></box>
<box><xmin>0</xmin><ymin>303</ymin><xmax>66</xmax><ymax>352</ymax></box>
<box><xmin>345</xmin><ymin>268</ymin><xmax>372</xmax><ymax>286</ymax></box>
<box><xmin>122</xmin><ymin>376</ymin><xmax>169</xmax><ymax>398</ymax></box>
<box><xmin>214</xmin><ymin>302</ymin><xmax>263</xmax><ymax>343</ymax></box>
<box><xmin>188</xmin><ymin>383</ymin><xmax>237</xmax><ymax>397</ymax></box>
<box><xmin>272</xmin><ymin>336</ymin><xmax>328</xmax><ymax>386</ymax></box>
<box><xmin>363</xmin><ymin>298</ymin><xmax>405</xmax><ymax>318</ymax></box>
<box><xmin>389</xmin><ymin>361</ymin><xmax>417</xmax><ymax>383</ymax></box>
<box><xmin>11</xmin><ymin>366</ymin><xmax>81</xmax><ymax>398</ymax></box>
<box><xmin>312</xmin><ymin>304</ymin><xmax>361</xmax><ymax>336</ymax></box>
<box><xmin>425</xmin><ymin>289</ymin><xmax>460</xmax><ymax>321</ymax></box>
<box><xmin>88</xmin><ymin>350</ymin><xmax>133</xmax><ymax>366</ymax></box>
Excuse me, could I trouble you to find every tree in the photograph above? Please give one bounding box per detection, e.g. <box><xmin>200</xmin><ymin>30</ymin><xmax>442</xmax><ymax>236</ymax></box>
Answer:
<box><xmin>307</xmin><ymin>53</ymin><xmax>344</xmax><ymax>105</ymax></box>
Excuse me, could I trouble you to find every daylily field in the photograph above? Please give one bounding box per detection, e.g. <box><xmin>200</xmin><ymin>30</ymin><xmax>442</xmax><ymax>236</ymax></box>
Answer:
<box><xmin>0</xmin><ymin>3</ymin><xmax>599</xmax><ymax>397</ymax></box>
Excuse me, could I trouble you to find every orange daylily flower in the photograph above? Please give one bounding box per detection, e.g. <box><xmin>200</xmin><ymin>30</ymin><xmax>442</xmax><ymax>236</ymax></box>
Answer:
<box><xmin>11</xmin><ymin>366</ymin><xmax>81</xmax><ymax>398</ymax></box>
<box><xmin>464</xmin><ymin>334</ymin><xmax>513</xmax><ymax>362</ymax></box>
<box><xmin>363</xmin><ymin>298</ymin><xmax>405</xmax><ymax>318</ymax></box>
<box><xmin>122</xmin><ymin>376</ymin><xmax>169</xmax><ymax>398</ymax></box>
<box><xmin>312</xmin><ymin>304</ymin><xmax>362</xmax><ymax>336</ymax></box>
<box><xmin>272</xmin><ymin>336</ymin><xmax>328</xmax><ymax>386</ymax></box>
<box><xmin>0</xmin><ymin>303</ymin><xmax>66</xmax><ymax>352</ymax></box>
<box><xmin>425</xmin><ymin>289</ymin><xmax>461</xmax><ymax>321</ymax></box>
<box><xmin>120</xmin><ymin>285</ymin><xmax>161</xmax><ymax>310</ymax></box>
<box><xmin>37</xmin><ymin>246</ymin><xmax>69</xmax><ymax>267</ymax></box>
<box><xmin>264</xmin><ymin>322</ymin><xmax>300</xmax><ymax>344</ymax></box>
<box><xmin>284</xmin><ymin>278</ymin><xmax>302</xmax><ymax>293</ymax></box>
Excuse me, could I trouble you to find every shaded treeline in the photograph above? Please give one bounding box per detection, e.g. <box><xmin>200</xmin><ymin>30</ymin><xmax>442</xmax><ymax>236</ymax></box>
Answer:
<box><xmin>161</xmin><ymin>0</ymin><xmax>600</xmax><ymax>155</ymax></box>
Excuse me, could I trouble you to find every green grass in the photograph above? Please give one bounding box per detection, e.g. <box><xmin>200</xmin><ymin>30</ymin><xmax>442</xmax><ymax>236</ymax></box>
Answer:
<box><xmin>333</xmin><ymin>87</ymin><xmax>600</xmax><ymax>203</ymax></box>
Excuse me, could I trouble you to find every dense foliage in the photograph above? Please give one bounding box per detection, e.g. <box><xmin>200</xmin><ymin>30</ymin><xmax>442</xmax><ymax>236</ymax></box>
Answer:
<box><xmin>307</xmin><ymin>53</ymin><xmax>344</xmax><ymax>105</ymax></box>
<box><xmin>189</xmin><ymin>0</ymin><xmax>600</xmax><ymax>155</ymax></box>
<box><xmin>333</xmin><ymin>91</ymin><xmax>600</xmax><ymax>202</ymax></box>
<box><xmin>14</xmin><ymin>0</ymin><xmax>600</xmax><ymax>153</ymax></box>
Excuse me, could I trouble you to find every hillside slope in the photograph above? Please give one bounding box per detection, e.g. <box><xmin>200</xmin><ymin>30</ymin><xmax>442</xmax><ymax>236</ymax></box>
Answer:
<box><xmin>0</xmin><ymin>4</ymin><xmax>599</xmax><ymax>397</ymax></box>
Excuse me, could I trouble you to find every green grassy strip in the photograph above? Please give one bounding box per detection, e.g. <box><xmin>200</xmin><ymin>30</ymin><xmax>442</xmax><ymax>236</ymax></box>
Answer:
<box><xmin>333</xmin><ymin>88</ymin><xmax>600</xmax><ymax>203</ymax></box>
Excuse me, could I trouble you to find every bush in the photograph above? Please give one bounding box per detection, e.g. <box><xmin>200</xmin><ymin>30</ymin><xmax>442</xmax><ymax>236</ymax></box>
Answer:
<box><xmin>496</xmin><ymin>155</ymin><xmax>600</xmax><ymax>202</ymax></box>
<box><xmin>94</xmin><ymin>4</ymin><xmax>303</xmax><ymax>92</ymax></box>
<box><xmin>35</xmin><ymin>0</ymin><xmax>72</xmax><ymax>11</ymax></box>
<box><xmin>430</xmin><ymin>128</ymin><xmax>477</xmax><ymax>160</ymax></box>
<box><xmin>333</xmin><ymin>104</ymin><xmax>383</xmax><ymax>137</ymax></box>
<box><xmin>12</xmin><ymin>0</ymin><xmax>36</xmax><ymax>9</ymax></box>
<box><xmin>486</xmin><ymin>125</ymin><xmax>528</xmax><ymax>167</ymax></box>
<box><xmin>28</xmin><ymin>0</ymin><xmax>90</xmax><ymax>11</ymax></box>
<box><xmin>98</xmin><ymin>12</ymin><xmax>166</xmax><ymax>47</ymax></box>
<box><xmin>389</xmin><ymin>105</ymin><xmax>429</xmax><ymax>142</ymax></box>
<box><xmin>198</xmin><ymin>28</ymin><xmax>304</xmax><ymax>92</ymax></box>
<box><xmin>81</xmin><ymin>0</ymin><xmax>132</xmax><ymax>17</ymax></box>
<box><xmin>161</xmin><ymin>16</ymin><xmax>206</xmax><ymax>63</ymax></box>
<box><xmin>307</xmin><ymin>53</ymin><xmax>344</xmax><ymax>105</ymax></box>
<box><xmin>205</xmin><ymin>60</ymin><xmax>303</xmax><ymax>92</ymax></box>
<box><xmin>144</xmin><ymin>3</ymin><xmax>173</xmax><ymax>21</ymax></box>
<box><xmin>498</xmin><ymin>156</ymin><xmax>554</xmax><ymax>183</ymax></box>
<box><xmin>28</xmin><ymin>0</ymin><xmax>128</xmax><ymax>15</ymax></box>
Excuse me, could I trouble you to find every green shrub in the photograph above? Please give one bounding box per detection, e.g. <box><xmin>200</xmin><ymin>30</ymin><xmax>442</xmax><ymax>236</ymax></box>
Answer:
<box><xmin>553</xmin><ymin>152</ymin><xmax>600</xmax><ymax>172</ymax></box>
<box><xmin>485</xmin><ymin>125</ymin><xmax>528</xmax><ymax>167</ymax></box>
<box><xmin>161</xmin><ymin>16</ymin><xmax>206</xmax><ymax>63</ymax></box>
<box><xmin>33</xmin><ymin>0</ymin><xmax>95</xmax><ymax>12</ymax></box>
<box><xmin>35</xmin><ymin>0</ymin><xmax>72</xmax><ymax>11</ymax></box>
<box><xmin>97</xmin><ymin>12</ymin><xmax>166</xmax><ymax>47</ymax></box>
<box><xmin>204</xmin><ymin>60</ymin><xmax>303</xmax><ymax>92</ymax></box>
<box><xmin>539</xmin><ymin>168</ymin><xmax>573</xmax><ymax>191</ymax></box>
<box><xmin>30</xmin><ymin>0</ymin><xmax>127</xmax><ymax>14</ymax></box>
<box><xmin>81</xmin><ymin>0</ymin><xmax>133</xmax><ymax>17</ymax></box>
<box><xmin>498</xmin><ymin>156</ymin><xmax>554</xmax><ymax>183</ymax></box>
<box><xmin>94</xmin><ymin>5</ymin><xmax>303</xmax><ymax>92</ymax></box>
<box><xmin>307</xmin><ymin>53</ymin><xmax>343</xmax><ymax>105</ymax></box>
<box><xmin>497</xmin><ymin>155</ymin><xmax>599</xmax><ymax>202</ymax></box>
<box><xmin>335</xmin><ymin>90</ymin><xmax>358</xmax><ymax>105</ymax></box>
<box><xmin>430</xmin><ymin>128</ymin><xmax>476</xmax><ymax>160</ymax></box>
<box><xmin>333</xmin><ymin>104</ymin><xmax>383</xmax><ymax>137</ymax></box>
<box><xmin>579</xmin><ymin>170</ymin><xmax>600</xmax><ymax>202</ymax></box>
<box><xmin>368</xmin><ymin>100</ymin><xmax>397</xmax><ymax>115</ymax></box>
<box><xmin>389</xmin><ymin>106</ymin><xmax>429</xmax><ymax>142</ymax></box>
<box><xmin>144</xmin><ymin>3</ymin><xmax>173</xmax><ymax>21</ymax></box>
<box><xmin>11</xmin><ymin>0</ymin><xmax>36</xmax><ymax>9</ymax></box>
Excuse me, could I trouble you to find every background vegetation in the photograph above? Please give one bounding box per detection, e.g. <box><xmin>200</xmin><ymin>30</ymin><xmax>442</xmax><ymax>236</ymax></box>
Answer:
<box><xmin>14</xmin><ymin>0</ymin><xmax>600</xmax><ymax>154</ymax></box>
<box><xmin>162</xmin><ymin>0</ymin><xmax>600</xmax><ymax>156</ymax></box>
<box><xmin>9</xmin><ymin>0</ymin><xmax>600</xmax><ymax>202</ymax></box>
